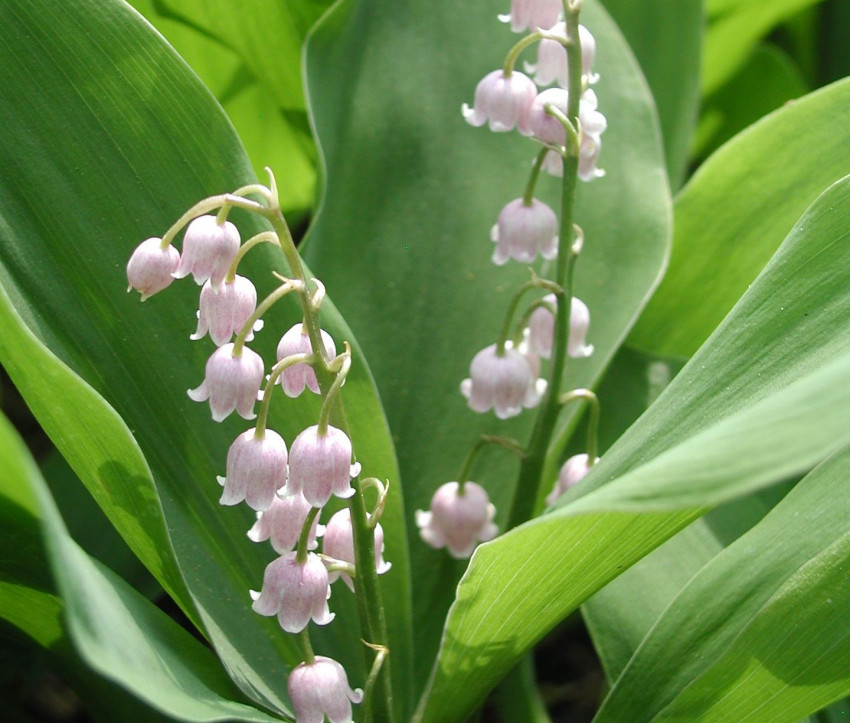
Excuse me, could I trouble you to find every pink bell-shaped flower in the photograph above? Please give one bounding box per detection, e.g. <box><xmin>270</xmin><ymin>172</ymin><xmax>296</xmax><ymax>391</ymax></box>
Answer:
<box><xmin>126</xmin><ymin>237</ymin><xmax>180</xmax><ymax>301</ymax></box>
<box><xmin>527</xmin><ymin>87</ymin><xmax>570</xmax><ymax>146</ymax></box>
<box><xmin>460</xmin><ymin>343</ymin><xmax>545</xmax><ymax>419</ymax></box>
<box><xmin>416</xmin><ymin>481</ymin><xmax>498</xmax><ymax>559</ymax></box>
<box><xmin>498</xmin><ymin>0</ymin><xmax>562</xmax><ymax>33</ymax></box>
<box><xmin>247</xmin><ymin>491</ymin><xmax>322</xmax><ymax>554</ymax></box>
<box><xmin>288</xmin><ymin>656</ymin><xmax>363</xmax><ymax>723</ymax></box>
<box><xmin>251</xmin><ymin>552</ymin><xmax>334</xmax><ymax>633</ymax></box>
<box><xmin>172</xmin><ymin>215</ymin><xmax>240</xmax><ymax>290</ymax></box>
<box><xmin>490</xmin><ymin>198</ymin><xmax>558</xmax><ymax>265</ymax></box>
<box><xmin>191</xmin><ymin>275</ymin><xmax>259</xmax><ymax>347</ymax></box>
<box><xmin>462</xmin><ymin>70</ymin><xmax>537</xmax><ymax>134</ymax></box>
<box><xmin>217</xmin><ymin>428</ymin><xmax>287</xmax><ymax>511</ymax></box>
<box><xmin>527</xmin><ymin>294</ymin><xmax>594</xmax><ymax>360</ymax></box>
<box><xmin>276</xmin><ymin>324</ymin><xmax>337</xmax><ymax>398</ymax></box>
<box><xmin>578</xmin><ymin>89</ymin><xmax>607</xmax><ymax>181</ymax></box>
<box><xmin>187</xmin><ymin>343</ymin><xmax>265</xmax><ymax>422</ymax></box>
<box><xmin>528</xmin><ymin>22</ymin><xmax>598</xmax><ymax>88</ymax></box>
<box><xmin>546</xmin><ymin>453</ymin><xmax>598</xmax><ymax>505</ymax></box>
<box><xmin>288</xmin><ymin>425</ymin><xmax>360</xmax><ymax>507</ymax></box>
<box><xmin>322</xmin><ymin>508</ymin><xmax>391</xmax><ymax>591</ymax></box>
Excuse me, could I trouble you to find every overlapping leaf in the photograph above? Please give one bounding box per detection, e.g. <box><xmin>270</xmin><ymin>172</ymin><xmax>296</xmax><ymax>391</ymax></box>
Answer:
<box><xmin>630</xmin><ymin>77</ymin><xmax>850</xmax><ymax>357</ymax></box>
<box><xmin>0</xmin><ymin>0</ymin><xmax>410</xmax><ymax>717</ymax></box>
<box><xmin>303</xmin><ymin>0</ymin><xmax>670</xmax><ymax>686</ymax></box>
<box><xmin>412</xmin><ymin>174</ymin><xmax>850</xmax><ymax>720</ymax></box>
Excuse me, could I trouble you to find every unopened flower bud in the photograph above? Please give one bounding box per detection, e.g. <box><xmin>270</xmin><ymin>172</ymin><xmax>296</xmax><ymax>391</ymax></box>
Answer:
<box><xmin>498</xmin><ymin>0</ymin><xmax>562</xmax><ymax>33</ymax></box>
<box><xmin>287</xmin><ymin>656</ymin><xmax>363</xmax><ymax>723</ymax></box>
<box><xmin>187</xmin><ymin>343</ymin><xmax>265</xmax><ymax>422</ymax></box>
<box><xmin>460</xmin><ymin>343</ymin><xmax>545</xmax><ymax>419</ymax></box>
<box><xmin>323</xmin><ymin>508</ymin><xmax>391</xmax><ymax>591</ymax></box>
<box><xmin>527</xmin><ymin>294</ymin><xmax>594</xmax><ymax>359</ymax></box>
<box><xmin>416</xmin><ymin>481</ymin><xmax>498</xmax><ymax>559</ymax></box>
<box><xmin>251</xmin><ymin>552</ymin><xmax>333</xmax><ymax>633</ymax></box>
<box><xmin>462</xmin><ymin>70</ymin><xmax>537</xmax><ymax>134</ymax></box>
<box><xmin>490</xmin><ymin>198</ymin><xmax>558</xmax><ymax>265</ymax></box>
<box><xmin>546</xmin><ymin>453</ymin><xmax>597</xmax><ymax>505</ymax></box>
<box><xmin>217</xmin><ymin>428</ymin><xmax>287</xmax><ymax>511</ymax></box>
<box><xmin>172</xmin><ymin>215</ymin><xmax>240</xmax><ymax>290</ymax></box>
<box><xmin>126</xmin><ymin>238</ymin><xmax>180</xmax><ymax>301</ymax></box>
<box><xmin>276</xmin><ymin>324</ymin><xmax>336</xmax><ymax>397</ymax></box>
<box><xmin>248</xmin><ymin>492</ymin><xmax>322</xmax><ymax>554</ymax></box>
<box><xmin>191</xmin><ymin>275</ymin><xmax>259</xmax><ymax>346</ymax></box>
<box><xmin>288</xmin><ymin>425</ymin><xmax>359</xmax><ymax>507</ymax></box>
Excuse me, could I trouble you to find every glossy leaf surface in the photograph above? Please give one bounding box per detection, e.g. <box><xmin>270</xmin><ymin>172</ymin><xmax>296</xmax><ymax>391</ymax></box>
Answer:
<box><xmin>413</xmin><ymin>175</ymin><xmax>850</xmax><ymax>721</ymax></box>
<box><xmin>0</xmin><ymin>0</ymin><xmax>410</xmax><ymax>716</ymax></box>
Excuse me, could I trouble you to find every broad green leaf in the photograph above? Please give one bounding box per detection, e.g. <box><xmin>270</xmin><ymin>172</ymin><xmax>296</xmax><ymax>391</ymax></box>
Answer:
<box><xmin>128</xmin><ymin>0</ymin><xmax>319</xmax><ymax>214</ymax></box>
<box><xmin>600</xmin><ymin>0</ymin><xmax>703</xmax><ymax>188</ymax></box>
<box><xmin>693</xmin><ymin>44</ymin><xmax>808</xmax><ymax>161</ymax></box>
<box><xmin>303</xmin><ymin>0</ymin><xmax>670</xmax><ymax>687</ymax></box>
<box><xmin>0</xmin><ymin>0</ymin><xmax>410</xmax><ymax>716</ymax></box>
<box><xmin>412</xmin><ymin>172</ymin><xmax>850</xmax><ymax>721</ymax></box>
<box><xmin>595</xmin><ymin>447</ymin><xmax>850</xmax><ymax>722</ymax></box>
<box><xmin>0</xmin><ymin>411</ymin><xmax>280</xmax><ymax>722</ymax></box>
<box><xmin>703</xmin><ymin>0</ymin><xmax>827</xmax><ymax>95</ymax></box>
<box><xmin>629</xmin><ymin>76</ymin><xmax>850</xmax><ymax>358</ymax></box>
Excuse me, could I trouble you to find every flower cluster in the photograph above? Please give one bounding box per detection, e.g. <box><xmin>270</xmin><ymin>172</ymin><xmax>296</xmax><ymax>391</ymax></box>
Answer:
<box><xmin>126</xmin><ymin>179</ymin><xmax>388</xmax><ymax>723</ymax></box>
<box><xmin>417</xmin><ymin>0</ymin><xmax>606</xmax><ymax>559</ymax></box>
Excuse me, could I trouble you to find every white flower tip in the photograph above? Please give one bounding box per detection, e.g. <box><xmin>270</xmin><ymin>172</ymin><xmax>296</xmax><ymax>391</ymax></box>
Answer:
<box><xmin>535</xmin><ymin>378</ymin><xmax>548</xmax><ymax>396</ymax></box>
<box><xmin>249</xmin><ymin>589</ymin><xmax>260</xmax><ymax>602</ymax></box>
<box><xmin>216</xmin><ymin>475</ymin><xmax>226</xmax><ymax>488</ymax></box>
<box><xmin>253</xmin><ymin>319</ymin><xmax>264</xmax><ymax>333</ymax></box>
<box><xmin>350</xmin><ymin>462</ymin><xmax>362</xmax><ymax>478</ymax></box>
<box><xmin>351</xmin><ymin>687</ymin><xmax>365</xmax><ymax>705</ymax></box>
<box><xmin>497</xmin><ymin>12</ymin><xmax>511</xmax><ymax>23</ymax></box>
<box><xmin>459</xmin><ymin>378</ymin><xmax>472</xmax><ymax>399</ymax></box>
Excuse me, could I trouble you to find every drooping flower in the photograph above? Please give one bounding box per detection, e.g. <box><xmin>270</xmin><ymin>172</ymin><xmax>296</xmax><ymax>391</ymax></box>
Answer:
<box><xmin>191</xmin><ymin>275</ymin><xmax>259</xmax><ymax>346</ymax></box>
<box><xmin>247</xmin><ymin>491</ymin><xmax>322</xmax><ymax>554</ymax></box>
<box><xmin>287</xmin><ymin>656</ymin><xmax>363</xmax><ymax>723</ymax></box>
<box><xmin>498</xmin><ymin>0</ymin><xmax>562</xmax><ymax>33</ymax></box>
<box><xmin>187</xmin><ymin>343</ymin><xmax>265</xmax><ymax>422</ymax></box>
<box><xmin>276</xmin><ymin>324</ymin><xmax>336</xmax><ymax>398</ymax></box>
<box><xmin>490</xmin><ymin>198</ymin><xmax>558</xmax><ymax>265</ymax></box>
<box><xmin>216</xmin><ymin>428</ymin><xmax>287</xmax><ymax>511</ymax></box>
<box><xmin>416</xmin><ymin>481</ymin><xmax>498</xmax><ymax>559</ymax></box>
<box><xmin>126</xmin><ymin>237</ymin><xmax>180</xmax><ymax>301</ymax></box>
<box><xmin>322</xmin><ymin>508</ymin><xmax>391</xmax><ymax>591</ymax></box>
<box><xmin>462</xmin><ymin>70</ymin><xmax>537</xmax><ymax>134</ymax></box>
<box><xmin>288</xmin><ymin>425</ymin><xmax>360</xmax><ymax>507</ymax></box>
<box><xmin>172</xmin><ymin>214</ymin><xmax>240</xmax><ymax>290</ymax></box>
<box><xmin>577</xmin><ymin>89</ymin><xmax>607</xmax><ymax>181</ymax></box>
<box><xmin>527</xmin><ymin>294</ymin><xmax>594</xmax><ymax>359</ymax></box>
<box><xmin>460</xmin><ymin>343</ymin><xmax>546</xmax><ymax>419</ymax></box>
<box><xmin>527</xmin><ymin>22</ymin><xmax>598</xmax><ymax>88</ymax></box>
<box><xmin>546</xmin><ymin>453</ymin><xmax>597</xmax><ymax>505</ymax></box>
<box><xmin>251</xmin><ymin>552</ymin><xmax>333</xmax><ymax>633</ymax></box>
<box><xmin>526</xmin><ymin>87</ymin><xmax>570</xmax><ymax>146</ymax></box>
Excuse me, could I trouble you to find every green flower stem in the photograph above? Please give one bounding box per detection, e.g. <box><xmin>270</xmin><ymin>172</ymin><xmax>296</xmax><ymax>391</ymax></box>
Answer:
<box><xmin>507</xmin><ymin>2</ymin><xmax>584</xmax><ymax>532</ymax></box>
<box><xmin>254</xmin><ymin>352</ymin><xmax>314</xmax><ymax>437</ymax></box>
<box><xmin>502</xmin><ymin>31</ymin><xmax>545</xmax><ymax>75</ymax></box>
<box><xmin>232</xmin><ymin>279</ymin><xmax>302</xmax><ymax>356</ymax></box>
<box><xmin>299</xmin><ymin>629</ymin><xmax>316</xmax><ymax>665</ymax></box>
<box><xmin>254</xmin><ymin>170</ymin><xmax>393</xmax><ymax>722</ymax></box>
<box><xmin>522</xmin><ymin>149</ymin><xmax>549</xmax><ymax>206</ymax></box>
<box><xmin>512</xmin><ymin>296</ymin><xmax>557</xmax><ymax>347</ymax></box>
<box><xmin>296</xmin><ymin>507</ymin><xmax>321</xmax><ymax>566</ymax></box>
<box><xmin>317</xmin><ymin>346</ymin><xmax>351</xmax><ymax>436</ymax></box>
<box><xmin>458</xmin><ymin>435</ymin><xmax>525</xmax><ymax>494</ymax></box>
<box><xmin>558</xmin><ymin>389</ymin><xmax>600</xmax><ymax>463</ymax></box>
<box><xmin>225</xmin><ymin>230</ymin><xmax>280</xmax><ymax>283</ymax></box>
<box><xmin>159</xmin><ymin>194</ymin><xmax>265</xmax><ymax>249</ymax></box>
<box><xmin>496</xmin><ymin>274</ymin><xmax>562</xmax><ymax>355</ymax></box>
